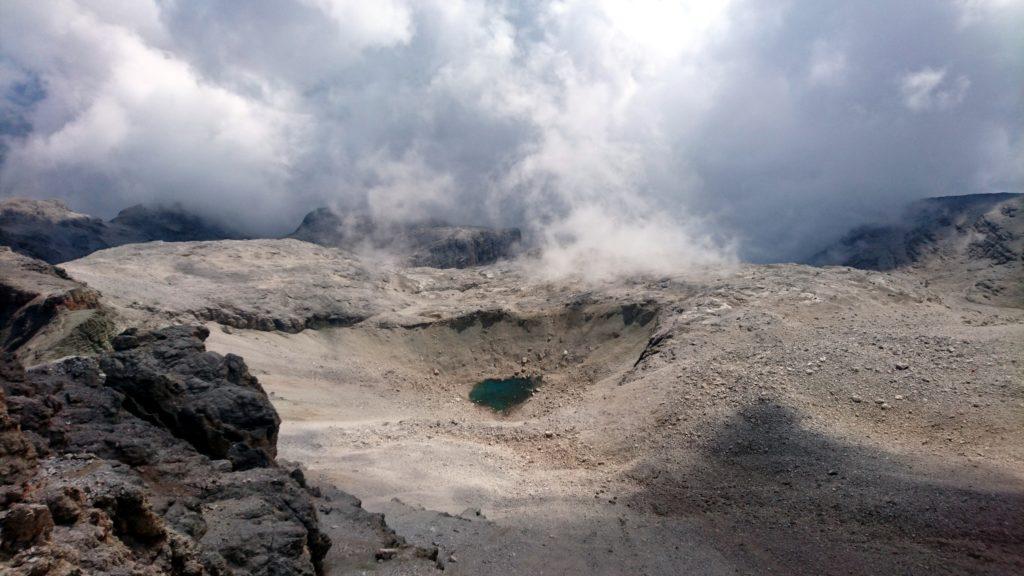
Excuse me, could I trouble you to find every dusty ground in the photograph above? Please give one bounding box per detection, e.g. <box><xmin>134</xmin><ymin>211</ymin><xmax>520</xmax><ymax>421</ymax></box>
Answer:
<box><xmin>64</xmin><ymin>240</ymin><xmax>1024</xmax><ymax>575</ymax></box>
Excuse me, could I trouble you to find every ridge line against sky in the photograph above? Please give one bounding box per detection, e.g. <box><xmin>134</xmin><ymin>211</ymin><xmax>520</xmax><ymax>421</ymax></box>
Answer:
<box><xmin>0</xmin><ymin>0</ymin><xmax>1021</xmax><ymax>265</ymax></box>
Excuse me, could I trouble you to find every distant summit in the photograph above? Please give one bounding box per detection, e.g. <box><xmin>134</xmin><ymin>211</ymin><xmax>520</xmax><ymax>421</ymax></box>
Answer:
<box><xmin>810</xmin><ymin>192</ymin><xmax>1022</xmax><ymax>306</ymax></box>
<box><xmin>0</xmin><ymin>198</ymin><xmax>522</xmax><ymax>269</ymax></box>
<box><xmin>0</xmin><ymin>198</ymin><xmax>127</xmax><ymax>263</ymax></box>
<box><xmin>810</xmin><ymin>193</ymin><xmax>1021</xmax><ymax>270</ymax></box>
<box><xmin>109</xmin><ymin>203</ymin><xmax>243</xmax><ymax>243</ymax></box>
<box><xmin>0</xmin><ymin>198</ymin><xmax>242</xmax><ymax>264</ymax></box>
<box><xmin>289</xmin><ymin>207</ymin><xmax>522</xmax><ymax>269</ymax></box>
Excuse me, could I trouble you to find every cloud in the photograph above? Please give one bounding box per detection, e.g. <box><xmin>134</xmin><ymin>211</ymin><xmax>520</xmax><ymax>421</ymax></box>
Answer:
<box><xmin>298</xmin><ymin>0</ymin><xmax>415</xmax><ymax>49</ymax></box>
<box><xmin>361</xmin><ymin>148</ymin><xmax>456</xmax><ymax>222</ymax></box>
<box><xmin>0</xmin><ymin>0</ymin><xmax>309</xmax><ymax>231</ymax></box>
<box><xmin>0</xmin><ymin>0</ymin><xmax>1021</xmax><ymax>265</ymax></box>
<box><xmin>533</xmin><ymin>204</ymin><xmax>734</xmax><ymax>283</ymax></box>
<box><xmin>900</xmin><ymin>67</ymin><xmax>970</xmax><ymax>112</ymax></box>
<box><xmin>955</xmin><ymin>0</ymin><xmax>1024</xmax><ymax>26</ymax></box>
<box><xmin>807</xmin><ymin>43</ymin><xmax>848</xmax><ymax>87</ymax></box>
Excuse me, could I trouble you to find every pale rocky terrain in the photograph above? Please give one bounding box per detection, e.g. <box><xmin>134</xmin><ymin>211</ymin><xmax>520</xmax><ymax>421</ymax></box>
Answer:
<box><xmin>51</xmin><ymin>219</ymin><xmax>1024</xmax><ymax>575</ymax></box>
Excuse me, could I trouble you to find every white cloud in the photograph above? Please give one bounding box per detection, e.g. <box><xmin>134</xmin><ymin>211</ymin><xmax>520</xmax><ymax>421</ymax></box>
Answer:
<box><xmin>0</xmin><ymin>0</ymin><xmax>308</xmax><ymax>230</ymax></box>
<box><xmin>298</xmin><ymin>0</ymin><xmax>414</xmax><ymax>49</ymax></box>
<box><xmin>361</xmin><ymin>148</ymin><xmax>456</xmax><ymax>222</ymax></box>
<box><xmin>0</xmin><ymin>0</ymin><xmax>1021</xmax><ymax>263</ymax></box>
<box><xmin>807</xmin><ymin>43</ymin><xmax>848</xmax><ymax>87</ymax></box>
<box><xmin>533</xmin><ymin>204</ymin><xmax>735</xmax><ymax>283</ymax></box>
<box><xmin>899</xmin><ymin>67</ymin><xmax>970</xmax><ymax>112</ymax></box>
<box><xmin>955</xmin><ymin>0</ymin><xmax>1024</xmax><ymax>26</ymax></box>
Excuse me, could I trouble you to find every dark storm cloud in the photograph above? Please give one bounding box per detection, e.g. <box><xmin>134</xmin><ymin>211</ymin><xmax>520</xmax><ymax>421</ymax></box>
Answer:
<box><xmin>0</xmin><ymin>0</ymin><xmax>1020</xmax><ymax>268</ymax></box>
<box><xmin>672</xmin><ymin>0</ymin><xmax>1024</xmax><ymax>260</ymax></box>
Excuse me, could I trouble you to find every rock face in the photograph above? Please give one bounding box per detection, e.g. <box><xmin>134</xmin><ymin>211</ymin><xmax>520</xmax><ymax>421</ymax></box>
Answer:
<box><xmin>405</xmin><ymin>225</ymin><xmax>523</xmax><ymax>268</ymax></box>
<box><xmin>810</xmin><ymin>193</ymin><xmax>1022</xmax><ymax>270</ymax></box>
<box><xmin>0</xmin><ymin>326</ymin><xmax>330</xmax><ymax>575</ymax></box>
<box><xmin>100</xmin><ymin>326</ymin><xmax>281</xmax><ymax>470</ymax></box>
<box><xmin>0</xmin><ymin>198</ymin><xmax>241</xmax><ymax>264</ymax></box>
<box><xmin>0</xmin><ymin>253</ymin><xmax>439</xmax><ymax>575</ymax></box>
<box><xmin>0</xmin><ymin>247</ymin><xmax>115</xmax><ymax>366</ymax></box>
<box><xmin>810</xmin><ymin>193</ymin><xmax>1023</xmax><ymax>307</ymax></box>
<box><xmin>289</xmin><ymin>207</ymin><xmax>522</xmax><ymax>268</ymax></box>
<box><xmin>0</xmin><ymin>379</ymin><xmax>37</xmax><ymax>508</ymax></box>
<box><xmin>109</xmin><ymin>204</ymin><xmax>242</xmax><ymax>244</ymax></box>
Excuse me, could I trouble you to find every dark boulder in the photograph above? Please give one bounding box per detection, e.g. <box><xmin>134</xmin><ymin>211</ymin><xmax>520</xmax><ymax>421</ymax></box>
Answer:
<box><xmin>100</xmin><ymin>325</ymin><xmax>280</xmax><ymax>470</ymax></box>
<box><xmin>1</xmin><ymin>503</ymin><xmax>53</xmax><ymax>553</ymax></box>
<box><xmin>0</xmin><ymin>329</ymin><xmax>330</xmax><ymax>575</ymax></box>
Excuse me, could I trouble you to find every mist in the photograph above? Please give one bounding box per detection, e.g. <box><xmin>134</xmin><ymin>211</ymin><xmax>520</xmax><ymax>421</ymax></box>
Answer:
<box><xmin>0</xmin><ymin>0</ymin><xmax>1021</xmax><ymax>267</ymax></box>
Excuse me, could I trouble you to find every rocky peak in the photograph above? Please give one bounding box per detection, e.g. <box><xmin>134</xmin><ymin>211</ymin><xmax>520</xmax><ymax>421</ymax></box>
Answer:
<box><xmin>809</xmin><ymin>193</ymin><xmax>1022</xmax><ymax>270</ymax></box>
<box><xmin>109</xmin><ymin>204</ymin><xmax>243</xmax><ymax>243</ymax></box>
<box><xmin>289</xmin><ymin>207</ymin><xmax>522</xmax><ymax>268</ymax></box>
<box><xmin>809</xmin><ymin>192</ymin><xmax>1023</xmax><ymax>307</ymax></box>
<box><xmin>0</xmin><ymin>198</ymin><xmax>240</xmax><ymax>264</ymax></box>
<box><xmin>0</xmin><ymin>198</ymin><xmax>113</xmax><ymax>264</ymax></box>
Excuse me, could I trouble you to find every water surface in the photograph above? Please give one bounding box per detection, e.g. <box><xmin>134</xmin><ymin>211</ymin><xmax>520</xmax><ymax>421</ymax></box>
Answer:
<box><xmin>469</xmin><ymin>376</ymin><xmax>540</xmax><ymax>412</ymax></box>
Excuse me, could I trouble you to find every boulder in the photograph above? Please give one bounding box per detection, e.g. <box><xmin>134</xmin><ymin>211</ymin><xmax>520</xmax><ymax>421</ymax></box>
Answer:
<box><xmin>1</xmin><ymin>503</ymin><xmax>53</xmax><ymax>552</ymax></box>
<box><xmin>100</xmin><ymin>325</ymin><xmax>280</xmax><ymax>470</ymax></box>
<box><xmin>0</xmin><ymin>328</ymin><xmax>329</xmax><ymax>575</ymax></box>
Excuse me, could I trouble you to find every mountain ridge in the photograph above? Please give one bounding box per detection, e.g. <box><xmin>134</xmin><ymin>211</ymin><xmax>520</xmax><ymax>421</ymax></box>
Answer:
<box><xmin>0</xmin><ymin>198</ymin><xmax>244</xmax><ymax>264</ymax></box>
<box><xmin>0</xmin><ymin>198</ymin><xmax>523</xmax><ymax>269</ymax></box>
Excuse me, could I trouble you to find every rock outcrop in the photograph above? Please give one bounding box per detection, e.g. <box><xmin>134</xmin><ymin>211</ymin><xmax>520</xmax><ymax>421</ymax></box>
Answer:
<box><xmin>0</xmin><ymin>378</ymin><xmax>36</xmax><ymax>508</ymax></box>
<box><xmin>100</xmin><ymin>325</ymin><xmax>280</xmax><ymax>470</ymax></box>
<box><xmin>405</xmin><ymin>225</ymin><xmax>523</xmax><ymax>269</ymax></box>
<box><xmin>810</xmin><ymin>193</ymin><xmax>1023</xmax><ymax>307</ymax></box>
<box><xmin>289</xmin><ymin>207</ymin><xmax>521</xmax><ymax>268</ymax></box>
<box><xmin>0</xmin><ymin>326</ymin><xmax>330</xmax><ymax>575</ymax></box>
<box><xmin>809</xmin><ymin>193</ymin><xmax>1021</xmax><ymax>270</ymax></box>
<box><xmin>109</xmin><ymin>204</ymin><xmax>242</xmax><ymax>244</ymax></box>
<box><xmin>0</xmin><ymin>199</ymin><xmax>126</xmax><ymax>264</ymax></box>
<box><xmin>0</xmin><ymin>247</ymin><xmax>115</xmax><ymax>366</ymax></box>
<box><xmin>0</xmin><ymin>251</ymin><xmax>439</xmax><ymax>574</ymax></box>
<box><xmin>0</xmin><ymin>198</ymin><xmax>241</xmax><ymax>264</ymax></box>
<box><xmin>62</xmin><ymin>239</ymin><xmax>388</xmax><ymax>333</ymax></box>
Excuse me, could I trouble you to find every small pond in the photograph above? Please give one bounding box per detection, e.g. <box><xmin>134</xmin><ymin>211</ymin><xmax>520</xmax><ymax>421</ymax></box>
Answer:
<box><xmin>469</xmin><ymin>376</ymin><xmax>541</xmax><ymax>412</ymax></box>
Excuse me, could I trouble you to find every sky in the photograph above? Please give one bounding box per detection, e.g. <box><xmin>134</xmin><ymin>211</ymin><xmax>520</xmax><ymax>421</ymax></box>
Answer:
<box><xmin>0</xmin><ymin>0</ymin><xmax>1021</xmax><ymax>267</ymax></box>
